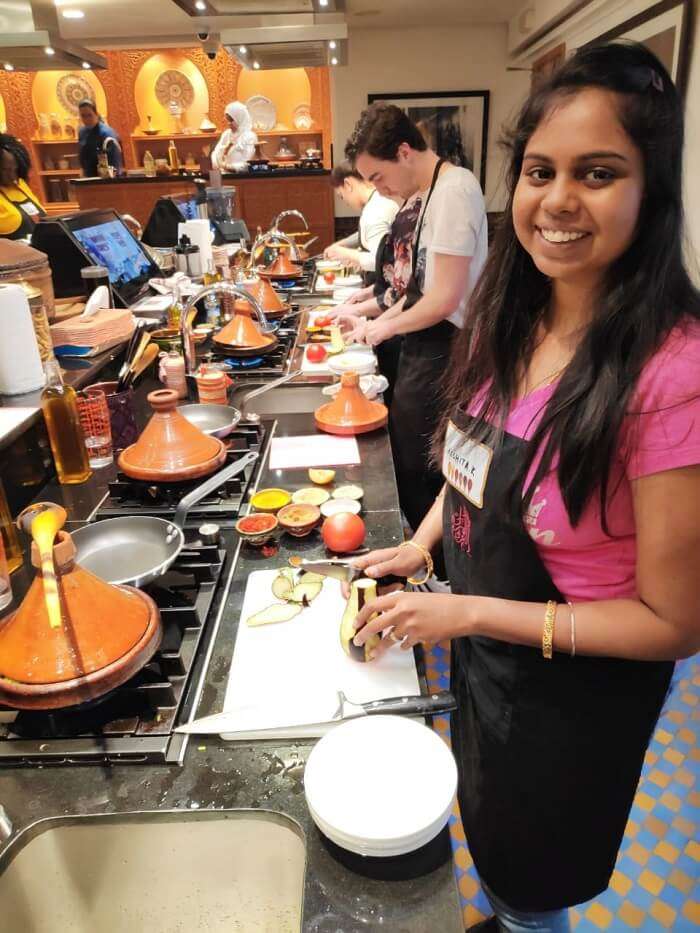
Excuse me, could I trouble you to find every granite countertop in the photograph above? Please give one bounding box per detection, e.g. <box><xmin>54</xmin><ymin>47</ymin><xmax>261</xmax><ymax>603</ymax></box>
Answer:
<box><xmin>0</xmin><ymin>394</ymin><xmax>463</xmax><ymax>931</ymax></box>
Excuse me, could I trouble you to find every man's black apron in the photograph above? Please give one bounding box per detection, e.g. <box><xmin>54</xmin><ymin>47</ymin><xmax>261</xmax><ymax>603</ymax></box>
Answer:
<box><xmin>442</xmin><ymin>407</ymin><xmax>673</xmax><ymax>910</ymax></box>
<box><xmin>389</xmin><ymin>159</ymin><xmax>457</xmax><ymax>537</ymax></box>
<box><xmin>359</xmin><ymin>189</ymin><xmax>377</xmax><ymax>287</ymax></box>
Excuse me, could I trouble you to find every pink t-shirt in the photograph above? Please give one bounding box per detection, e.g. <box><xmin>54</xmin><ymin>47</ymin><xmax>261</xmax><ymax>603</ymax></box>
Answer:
<box><xmin>469</xmin><ymin>320</ymin><xmax>700</xmax><ymax>602</ymax></box>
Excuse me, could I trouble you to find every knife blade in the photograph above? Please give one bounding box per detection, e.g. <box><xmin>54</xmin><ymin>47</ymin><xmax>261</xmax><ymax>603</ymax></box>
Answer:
<box><xmin>174</xmin><ymin>690</ymin><xmax>457</xmax><ymax>736</ymax></box>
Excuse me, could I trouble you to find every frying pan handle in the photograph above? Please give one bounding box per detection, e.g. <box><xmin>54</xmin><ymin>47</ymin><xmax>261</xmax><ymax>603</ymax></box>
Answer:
<box><xmin>173</xmin><ymin>451</ymin><xmax>259</xmax><ymax>530</ymax></box>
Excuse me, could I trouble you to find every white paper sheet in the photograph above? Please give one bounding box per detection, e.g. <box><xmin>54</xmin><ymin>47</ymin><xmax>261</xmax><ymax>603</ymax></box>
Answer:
<box><xmin>269</xmin><ymin>434</ymin><xmax>360</xmax><ymax>469</ymax></box>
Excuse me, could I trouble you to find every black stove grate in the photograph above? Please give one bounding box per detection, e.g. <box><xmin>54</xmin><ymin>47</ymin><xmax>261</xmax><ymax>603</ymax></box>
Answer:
<box><xmin>0</xmin><ymin>535</ymin><xmax>227</xmax><ymax>765</ymax></box>
<box><xmin>100</xmin><ymin>423</ymin><xmax>267</xmax><ymax>520</ymax></box>
<box><xmin>211</xmin><ymin>324</ymin><xmax>297</xmax><ymax>376</ymax></box>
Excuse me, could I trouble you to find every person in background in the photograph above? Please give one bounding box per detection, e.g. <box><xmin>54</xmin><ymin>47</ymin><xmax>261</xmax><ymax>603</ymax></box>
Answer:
<box><xmin>324</xmin><ymin>161</ymin><xmax>398</xmax><ymax>275</ymax></box>
<box><xmin>350</xmin><ymin>42</ymin><xmax>700</xmax><ymax>933</ymax></box>
<box><xmin>0</xmin><ymin>134</ymin><xmax>45</xmax><ymax>239</ymax></box>
<box><xmin>211</xmin><ymin>101</ymin><xmax>257</xmax><ymax>172</ymax></box>
<box><xmin>345</xmin><ymin>103</ymin><xmax>487</xmax><ymax>542</ymax></box>
<box><xmin>78</xmin><ymin>100</ymin><xmax>123</xmax><ymax>178</ymax></box>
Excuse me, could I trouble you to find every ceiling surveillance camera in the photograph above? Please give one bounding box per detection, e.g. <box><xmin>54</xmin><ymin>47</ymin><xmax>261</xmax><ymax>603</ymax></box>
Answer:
<box><xmin>197</xmin><ymin>30</ymin><xmax>210</xmax><ymax>41</ymax></box>
<box><xmin>202</xmin><ymin>36</ymin><xmax>219</xmax><ymax>59</ymax></box>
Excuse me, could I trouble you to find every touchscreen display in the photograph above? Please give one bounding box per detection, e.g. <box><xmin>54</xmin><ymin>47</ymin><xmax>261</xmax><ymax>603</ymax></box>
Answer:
<box><xmin>72</xmin><ymin>220</ymin><xmax>152</xmax><ymax>291</ymax></box>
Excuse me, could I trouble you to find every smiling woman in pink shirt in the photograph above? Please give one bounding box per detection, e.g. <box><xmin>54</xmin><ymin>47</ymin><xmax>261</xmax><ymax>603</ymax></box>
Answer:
<box><xmin>349</xmin><ymin>41</ymin><xmax>700</xmax><ymax>933</ymax></box>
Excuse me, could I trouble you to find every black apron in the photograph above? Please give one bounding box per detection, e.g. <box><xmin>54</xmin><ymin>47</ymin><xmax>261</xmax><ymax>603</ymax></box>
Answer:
<box><xmin>389</xmin><ymin>159</ymin><xmax>457</xmax><ymax>537</ymax></box>
<box><xmin>0</xmin><ymin>187</ymin><xmax>43</xmax><ymax>240</ymax></box>
<box><xmin>442</xmin><ymin>407</ymin><xmax>673</xmax><ymax>911</ymax></box>
<box><xmin>372</xmin><ymin>231</ymin><xmax>401</xmax><ymax>407</ymax></box>
<box><xmin>359</xmin><ymin>190</ymin><xmax>377</xmax><ymax>287</ymax></box>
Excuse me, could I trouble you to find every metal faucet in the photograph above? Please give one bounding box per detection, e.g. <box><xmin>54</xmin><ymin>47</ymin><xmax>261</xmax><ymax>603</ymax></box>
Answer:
<box><xmin>179</xmin><ymin>283</ymin><xmax>272</xmax><ymax>375</ymax></box>
<box><xmin>249</xmin><ymin>230</ymin><xmax>302</xmax><ymax>267</ymax></box>
<box><xmin>271</xmin><ymin>209</ymin><xmax>308</xmax><ymax>233</ymax></box>
<box><xmin>0</xmin><ymin>804</ymin><xmax>12</xmax><ymax>844</ymax></box>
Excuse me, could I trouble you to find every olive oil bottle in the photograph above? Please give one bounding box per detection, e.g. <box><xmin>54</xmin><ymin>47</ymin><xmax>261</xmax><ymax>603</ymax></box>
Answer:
<box><xmin>40</xmin><ymin>360</ymin><xmax>92</xmax><ymax>485</ymax></box>
<box><xmin>0</xmin><ymin>479</ymin><xmax>22</xmax><ymax>574</ymax></box>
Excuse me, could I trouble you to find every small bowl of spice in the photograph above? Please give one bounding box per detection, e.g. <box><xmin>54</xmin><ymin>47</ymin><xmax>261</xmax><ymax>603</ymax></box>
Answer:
<box><xmin>250</xmin><ymin>488</ymin><xmax>292</xmax><ymax>514</ymax></box>
<box><xmin>277</xmin><ymin>503</ymin><xmax>321</xmax><ymax>538</ymax></box>
<box><xmin>236</xmin><ymin>512</ymin><xmax>279</xmax><ymax>546</ymax></box>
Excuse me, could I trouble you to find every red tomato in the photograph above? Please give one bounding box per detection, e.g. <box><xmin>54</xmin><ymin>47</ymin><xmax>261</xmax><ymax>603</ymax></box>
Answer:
<box><xmin>322</xmin><ymin>513</ymin><xmax>366</xmax><ymax>553</ymax></box>
<box><xmin>323</xmin><ymin>271</ymin><xmax>336</xmax><ymax>284</ymax></box>
<box><xmin>315</xmin><ymin>315</ymin><xmax>332</xmax><ymax>327</ymax></box>
<box><xmin>306</xmin><ymin>344</ymin><xmax>328</xmax><ymax>363</ymax></box>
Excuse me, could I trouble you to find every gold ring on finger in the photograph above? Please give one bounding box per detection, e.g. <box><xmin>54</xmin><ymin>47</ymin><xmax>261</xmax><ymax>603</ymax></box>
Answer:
<box><xmin>389</xmin><ymin>629</ymin><xmax>404</xmax><ymax>644</ymax></box>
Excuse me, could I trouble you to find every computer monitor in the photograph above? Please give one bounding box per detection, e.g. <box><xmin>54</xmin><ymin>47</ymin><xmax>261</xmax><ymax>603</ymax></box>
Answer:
<box><xmin>171</xmin><ymin>193</ymin><xmax>200</xmax><ymax>221</ymax></box>
<box><xmin>66</xmin><ymin>210</ymin><xmax>159</xmax><ymax>305</ymax></box>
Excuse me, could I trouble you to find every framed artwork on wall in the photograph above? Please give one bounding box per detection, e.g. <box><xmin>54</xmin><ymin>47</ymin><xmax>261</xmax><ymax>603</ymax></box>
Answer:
<box><xmin>586</xmin><ymin>0</ymin><xmax>691</xmax><ymax>93</ymax></box>
<box><xmin>367</xmin><ymin>90</ymin><xmax>490</xmax><ymax>190</ymax></box>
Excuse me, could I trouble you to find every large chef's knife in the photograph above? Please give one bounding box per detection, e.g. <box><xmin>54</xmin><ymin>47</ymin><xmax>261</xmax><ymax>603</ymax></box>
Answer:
<box><xmin>175</xmin><ymin>689</ymin><xmax>457</xmax><ymax>736</ymax></box>
<box><xmin>294</xmin><ymin>557</ymin><xmax>403</xmax><ymax>588</ymax></box>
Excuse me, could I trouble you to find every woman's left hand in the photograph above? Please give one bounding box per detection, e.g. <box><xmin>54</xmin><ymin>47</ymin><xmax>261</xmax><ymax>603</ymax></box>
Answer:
<box><xmin>353</xmin><ymin>591</ymin><xmax>470</xmax><ymax>659</ymax></box>
<box><xmin>363</xmin><ymin>316</ymin><xmax>395</xmax><ymax>347</ymax></box>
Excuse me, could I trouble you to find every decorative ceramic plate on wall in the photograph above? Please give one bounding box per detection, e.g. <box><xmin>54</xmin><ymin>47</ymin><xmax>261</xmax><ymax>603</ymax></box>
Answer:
<box><xmin>155</xmin><ymin>70</ymin><xmax>195</xmax><ymax>110</ymax></box>
<box><xmin>57</xmin><ymin>74</ymin><xmax>94</xmax><ymax>115</ymax></box>
<box><xmin>245</xmin><ymin>95</ymin><xmax>276</xmax><ymax>132</ymax></box>
<box><xmin>293</xmin><ymin>103</ymin><xmax>314</xmax><ymax>130</ymax></box>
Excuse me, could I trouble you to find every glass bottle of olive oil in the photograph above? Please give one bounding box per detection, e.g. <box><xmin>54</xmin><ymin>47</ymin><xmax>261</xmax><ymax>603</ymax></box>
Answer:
<box><xmin>40</xmin><ymin>360</ymin><xmax>92</xmax><ymax>485</ymax></box>
<box><xmin>0</xmin><ymin>479</ymin><xmax>23</xmax><ymax>574</ymax></box>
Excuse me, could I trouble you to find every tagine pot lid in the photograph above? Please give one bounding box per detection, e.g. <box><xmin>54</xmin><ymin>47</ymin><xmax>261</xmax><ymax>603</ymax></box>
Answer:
<box><xmin>315</xmin><ymin>371</ymin><xmax>388</xmax><ymax>436</ymax></box>
<box><xmin>234</xmin><ymin>277</ymin><xmax>286</xmax><ymax>315</ymax></box>
<box><xmin>213</xmin><ymin>312</ymin><xmax>277</xmax><ymax>351</ymax></box>
<box><xmin>118</xmin><ymin>388</ymin><xmax>226</xmax><ymax>481</ymax></box>
<box><xmin>260</xmin><ymin>253</ymin><xmax>301</xmax><ymax>278</ymax></box>
<box><xmin>0</xmin><ymin>530</ymin><xmax>161</xmax><ymax>709</ymax></box>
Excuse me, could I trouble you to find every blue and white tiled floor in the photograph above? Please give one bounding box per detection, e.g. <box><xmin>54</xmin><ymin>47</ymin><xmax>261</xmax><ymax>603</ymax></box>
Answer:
<box><xmin>424</xmin><ymin>645</ymin><xmax>699</xmax><ymax>930</ymax></box>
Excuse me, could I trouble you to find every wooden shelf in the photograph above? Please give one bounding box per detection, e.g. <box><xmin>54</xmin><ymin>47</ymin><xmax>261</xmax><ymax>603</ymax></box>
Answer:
<box><xmin>32</xmin><ymin>138</ymin><xmax>79</xmax><ymax>145</ymax></box>
<box><xmin>131</xmin><ymin>133</ymin><xmax>219</xmax><ymax>141</ymax></box>
<box><xmin>39</xmin><ymin>169</ymin><xmax>81</xmax><ymax>176</ymax></box>
<box><xmin>257</xmin><ymin>128</ymin><xmax>321</xmax><ymax>136</ymax></box>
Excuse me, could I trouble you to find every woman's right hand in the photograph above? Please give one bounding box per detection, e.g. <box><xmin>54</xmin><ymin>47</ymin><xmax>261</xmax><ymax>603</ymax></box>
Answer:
<box><xmin>325</xmin><ymin>303</ymin><xmax>361</xmax><ymax>321</ymax></box>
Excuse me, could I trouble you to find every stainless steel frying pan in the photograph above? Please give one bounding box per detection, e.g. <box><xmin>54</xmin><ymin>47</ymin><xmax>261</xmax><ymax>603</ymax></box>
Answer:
<box><xmin>71</xmin><ymin>452</ymin><xmax>258</xmax><ymax>587</ymax></box>
<box><xmin>178</xmin><ymin>404</ymin><xmax>242</xmax><ymax>438</ymax></box>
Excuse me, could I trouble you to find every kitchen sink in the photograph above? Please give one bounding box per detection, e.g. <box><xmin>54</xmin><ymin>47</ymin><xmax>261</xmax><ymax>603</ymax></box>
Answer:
<box><xmin>0</xmin><ymin>809</ymin><xmax>306</xmax><ymax>932</ymax></box>
<box><xmin>233</xmin><ymin>382</ymin><xmax>327</xmax><ymax>417</ymax></box>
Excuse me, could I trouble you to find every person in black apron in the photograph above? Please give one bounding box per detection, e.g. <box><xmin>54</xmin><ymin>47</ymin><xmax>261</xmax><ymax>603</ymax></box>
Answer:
<box><xmin>0</xmin><ymin>135</ymin><xmax>45</xmax><ymax>239</ymax></box>
<box><xmin>348</xmin><ymin>42</ymin><xmax>699</xmax><ymax>932</ymax></box>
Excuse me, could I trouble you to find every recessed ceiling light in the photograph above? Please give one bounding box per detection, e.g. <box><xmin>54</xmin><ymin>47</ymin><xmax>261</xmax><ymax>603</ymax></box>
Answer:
<box><xmin>45</xmin><ymin>46</ymin><xmax>55</xmax><ymax>56</ymax></box>
<box><xmin>331</xmin><ymin>57</ymin><xmax>338</xmax><ymax>65</ymax></box>
<box><xmin>82</xmin><ymin>61</ymin><xmax>91</xmax><ymax>69</ymax></box>
<box><xmin>329</xmin><ymin>40</ymin><xmax>336</xmax><ymax>49</ymax></box>
<box><xmin>61</xmin><ymin>8</ymin><xmax>84</xmax><ymax>17</ymax></box>
<box><xmin>319</xmin><ymin>0</ymin><xmax>329</xmax><ymax>6</ymax></box>
<box><xmin>253</xmin><ymin>61</ymin><xmax>260</xmax><ymax>69</ymax></box>
<box><xmin>195</xmin><ymin>0</ymin><xmax>206</xmax><ymax>8</ymax></box>
<box><xmin>239</xmin><ymin>45</ymin><xmax>247</xmax><ymax>54</ymax></box>
<box><xmin>4</xmin><ymin>63</ymin><xmax>14</xmax><ymax>71</ymax></box>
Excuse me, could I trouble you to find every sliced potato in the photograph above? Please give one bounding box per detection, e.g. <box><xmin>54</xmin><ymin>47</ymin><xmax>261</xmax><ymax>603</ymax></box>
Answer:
<box><xmin>299</xmin><ymin>571</ymin><xmax>324</xmax><ymax>585</ymax></box>
<box><xmin>246</xmin><ymin>603</ymin><xmax>303</xmax><ymax>627</ymax></box>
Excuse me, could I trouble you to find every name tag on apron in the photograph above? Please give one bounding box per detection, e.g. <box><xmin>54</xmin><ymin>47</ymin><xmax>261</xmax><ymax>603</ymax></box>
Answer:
<box><xmin>442</xmin><ymin>420</ymin><xmax>492</xmax><ymax>509</ymax></box>
<box><xmin>22</xmin><ymin>201</ymin><xmax>40</xmax><ymax>216</ymax></box>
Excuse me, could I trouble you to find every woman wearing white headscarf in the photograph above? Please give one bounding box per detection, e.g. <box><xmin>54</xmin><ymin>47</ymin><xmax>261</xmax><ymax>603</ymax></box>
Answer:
<box><xmin>211</xmin><ymin>101</ymin><xmax>258</xmax><ymax>171</ymax></box>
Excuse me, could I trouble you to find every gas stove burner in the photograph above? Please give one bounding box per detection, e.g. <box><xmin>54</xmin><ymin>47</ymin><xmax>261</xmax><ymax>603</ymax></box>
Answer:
<box><xmin>224</xmin><ymin>356</ymin><xmax>264</xmax><ymax>369</ymax></box>
<box><xmin>100</xmin><ymin>423</ymin><xmax>268</xmax><ymax>521</ymax></box>
<box><xmin>247</xmin><ymin>160</ymin><xmax>270</xmax><ymax>173</ymax></box>
<box><xmin>300</xmin><ymin>157</ymin><xmax>323</xmax><ymax>169</ymax></box>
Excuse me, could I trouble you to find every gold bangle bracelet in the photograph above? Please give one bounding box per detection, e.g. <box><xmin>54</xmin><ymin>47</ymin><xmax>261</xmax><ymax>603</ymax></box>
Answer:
<box><xmin>399</xmin><ymin>540</ymin><xmax>434</xmax><ymax>586</ymax></box>
<box><xmin>542</xmin><ymin>600</ymin><xmax>557</xmax><ymax>660</ymax></box>
<box><xmin>567</xmin><ymin>600</ymin><xmax>576</xmax><ymax>658</ymax></box>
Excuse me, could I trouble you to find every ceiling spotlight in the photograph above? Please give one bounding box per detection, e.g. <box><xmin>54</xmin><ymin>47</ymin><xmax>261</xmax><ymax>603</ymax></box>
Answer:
<box><xmin>331</xmin><ymin>57</ymin><xmax>338</xmax><ymax>66</ymax></box>
<box><xmin>82</xmin><ymin>61</ymin><xmax>91</xmax><ymax>69</ymax></box>
<box><xmin>253</xmin><ymin>61</ymin><xmax>260</xmax><ymax>69</ymax></box>
<box><xmin>239</xmin><ymin>46</ymin><xmax>247</xmax><ymax>54</ymax></box>
<box><xmin>329</xmin><ymin>40</ymin><xmax>336</xmax><ymax>49</ymax></box>
<box><xmin>319</xmin><ymin>0</ymin><xmax>329</xmax><ymax>6</ymax></box>
<box><xmin>61</xmin><ymin>8</ymin><xmax>84</xmax><ymax>17</ymax></box>
<box><xmin>45</xmin><ymin>46</ymin><xmax>55</xmax><ymax>56</ymax></box>
<box><xmin>195</xmin><ymin>0</ymin><xmax>206</xmax><ymax>8</ymax></box>
<box><xmin>4</xmin><ymin>63</ymin><xmax>14</xmax><ymax>72</ymax></box>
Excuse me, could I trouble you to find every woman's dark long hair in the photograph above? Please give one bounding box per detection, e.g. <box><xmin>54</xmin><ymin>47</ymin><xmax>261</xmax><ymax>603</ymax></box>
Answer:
<box><xmin>434</xmin><ymin>41</ymin><xmax>700</xmax><ymax>530</ymax></box>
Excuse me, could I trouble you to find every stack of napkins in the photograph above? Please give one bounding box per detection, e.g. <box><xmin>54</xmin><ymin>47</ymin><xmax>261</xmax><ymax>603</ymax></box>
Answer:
<box><xmin>51</xmin><ymin>309</ymin><xmax>135</xmax><ymax>358</ymax></box>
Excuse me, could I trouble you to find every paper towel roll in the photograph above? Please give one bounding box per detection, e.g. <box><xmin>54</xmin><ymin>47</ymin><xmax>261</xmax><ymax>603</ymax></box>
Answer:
<box><xmin>0</xmin><ymin>284</ymin><xmax>45</xmax><ymax>395</ymax></box>
<box><xmin>178</xmin><ymin>219</ymin><xmax>213</xmax><ymax>271</ymax></box>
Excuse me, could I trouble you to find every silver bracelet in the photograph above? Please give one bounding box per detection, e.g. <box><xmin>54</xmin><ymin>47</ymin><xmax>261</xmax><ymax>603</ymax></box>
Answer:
<box><xmin>567</xmin><ymin>600</ymin><xmax>576</xmax><ymax>658</ymax></box>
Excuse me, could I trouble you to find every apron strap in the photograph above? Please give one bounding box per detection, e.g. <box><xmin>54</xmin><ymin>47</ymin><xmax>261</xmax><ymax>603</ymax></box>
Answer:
<box><xmin>411</xmin><ymin>157</ymin><xmax>446</xmax><ymax>270</ymax></box>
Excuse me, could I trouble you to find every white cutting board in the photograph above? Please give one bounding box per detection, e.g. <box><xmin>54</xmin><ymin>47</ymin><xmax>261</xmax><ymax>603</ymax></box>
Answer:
<box><xmin>221</xmin><ymin>568</ymin><xmax>420</xmax><ymax>740</ymax></box>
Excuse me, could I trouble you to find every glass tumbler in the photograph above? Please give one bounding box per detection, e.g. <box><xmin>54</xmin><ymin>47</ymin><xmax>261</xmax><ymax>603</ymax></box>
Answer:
<box><xmin>77</xmin><ymin>388</ymin><xmax>114</xmax><ymax>468</ymax></box>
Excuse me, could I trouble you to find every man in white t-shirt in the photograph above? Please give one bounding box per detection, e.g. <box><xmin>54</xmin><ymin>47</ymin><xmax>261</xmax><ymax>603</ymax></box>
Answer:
<box><xmin>344</xmin><ymin>103</ymin><xmax>488</xmax><ymax>541</ymax></box>
<box><xmin>324</xmin><ymin>161</ymin><xmax>399</xmax><ymax>273</ymax></box>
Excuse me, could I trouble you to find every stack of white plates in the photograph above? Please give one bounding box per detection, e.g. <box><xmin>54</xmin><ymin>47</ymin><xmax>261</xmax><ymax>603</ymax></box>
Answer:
<box><xmin>327</xmin><ymin>347</ymin><xmax>377</xmax><ymax>376</ymax></box>
<box><xmin>304</xmin><ymin>715</ymin><xmax>457</xmax><ymax>857</ymax></box>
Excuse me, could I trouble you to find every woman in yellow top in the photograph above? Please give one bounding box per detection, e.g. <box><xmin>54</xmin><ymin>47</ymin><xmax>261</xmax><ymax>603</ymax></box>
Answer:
<box><xmin>0</xmin><ymin>134</ymin><xmax>45</xmax><ymax>239</ymax></box>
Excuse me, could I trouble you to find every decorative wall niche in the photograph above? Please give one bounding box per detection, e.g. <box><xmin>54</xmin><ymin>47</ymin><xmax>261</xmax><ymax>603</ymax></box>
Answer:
<box><xmin>133</xmin><ymin>53</ymin><xmax>210</xmax><ymax>135</ymax></box>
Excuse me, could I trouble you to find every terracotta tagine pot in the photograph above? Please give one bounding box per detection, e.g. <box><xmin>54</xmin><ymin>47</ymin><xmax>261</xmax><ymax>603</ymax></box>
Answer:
<box><xmin>234</xmin><ymin>277</ymin><xmax>288</xmax><ymax>317</ymax></box>
<box><xmin>212</xmin><ymin>312</ymin><xmax>278</xmax><ymax>355</ymax></box>
<box><xmin>118</xmin><ymin>388</ymin><xmax>226</xmax><ymax>481</ymax></box>
<box><xmin>0</xmin><ymin>527</ymin><xmax>161</xmax><ymax>710</ymax></box>
<box><xmin>315</xmin><ymin>371</ymin><xmax>388</xmax><ymax>436</ymax></box>
<box><xmin>259</xmin><ymin>252</ymin><xmax>301</xmax><ymax>279</ymax></box>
